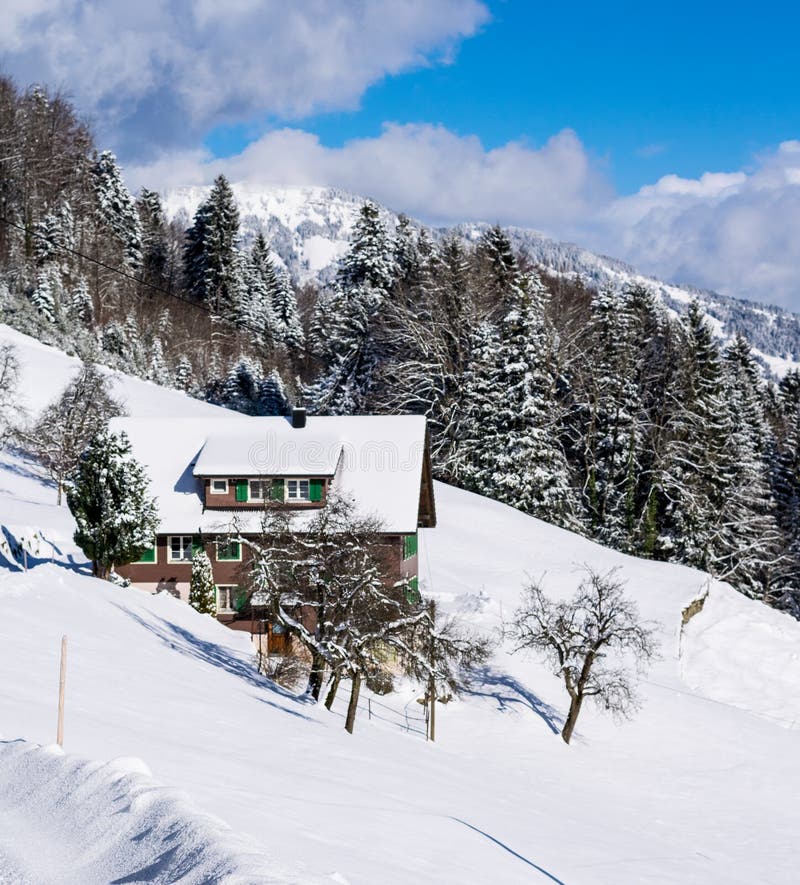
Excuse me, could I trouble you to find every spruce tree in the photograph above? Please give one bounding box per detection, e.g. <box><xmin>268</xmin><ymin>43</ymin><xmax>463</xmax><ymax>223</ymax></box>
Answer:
<box><xmin>338</xmin><ymin>201</ymin><xmax>395</xmax><ymax>291</ymax></box>
<box><xmin>458</xmin><ymin>273</ymin><xmax>578</xmax><ymax>528</ymax></box>
<box><xmin>189</xmin><ymin>550</ymin><xmax>217</xmax><ymax>615</ymax></box>
<box><xmin>270</xmin><ymin>268</ymin><xmax>305</xmax><ymax>352</ymax></box>
<box><xmin>67</xmin><ymin>428</ymin><xmax>159</xmax><ymax>579</ymax></box>
<box><xmin>716</xmin><ymin>336</ymin><xmax>782</xmax><ymax>596</ymax></box>
<box><xmin>136</xmin><ymin>188</ymin><xmax>169</xmax><ymax>287</ymax></box>
<box><xmin>258</xmin><ymin>369</ymin><xmax>289</xmax><ymax>416</ymax></box>
<box><xmin>91</xmin><ymin>151</ymin><xmax>142</xmax><ymax>268</ymax></box>
<box><xmin>658</xmin><ymin>301</ymin><xmax>732</xmax><ymax>571</ymax></box>
<box><xmin>183</xmin><ymin>174</ymin><xmax>242</xmax><ymax>313</ymax></box>
<box><xmin>579</xmin><ymin>286</ymin><xmax>644</xmax><ymax>549</ymax></box>
<box><xmin>68</xmin><ymin>277</ymin><xmax>94</xmax><ymax>326</ymax></box>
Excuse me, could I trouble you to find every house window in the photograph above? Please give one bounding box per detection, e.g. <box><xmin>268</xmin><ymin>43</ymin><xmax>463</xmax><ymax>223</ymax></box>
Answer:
<box><xmin>248</xmin><ymin>479</ymin><xmax>270</xmax><ymax>501</ymax></box>
<box><xmin>217</xmin><ymin>585</ymin><xmax>245</xmax><ymax>613</ymax></box>
<box><xmin>217</xmin><ymin>585</ymin><xmax>236</xmax><ymax>612</ymax></box>
<box><xmin>134</xmin><ymin>539</ymin><xmax>157</xmax><ymax>563</ymax></box>
<box><xmin>168</xmin><ymin>535</ymin><xmax>193</xmax><ymax>563</ymax></box>
<box><xmin>286</xmin><ymin>479</ymin><xmax>310</xmax><ymax>501</ymax></box>
<box><xmin>210</xmin><ymin>479</ymin><xmax>228</xmax><ymax>495</ymax></box>
<box><xmin>217</xmin><ymin>540</ymin><xmax>241</xmax><ymax>561</ymax></box>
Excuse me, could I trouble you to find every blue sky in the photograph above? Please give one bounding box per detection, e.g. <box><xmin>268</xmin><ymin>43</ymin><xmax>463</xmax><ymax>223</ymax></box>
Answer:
<box><xmin>204</xmin><ymin>0</ymin><xmax>799</xmax><ymax>195</ymax></box>
<box><xmin>3</xmin><ymin>0</ymin><xmax>800</xmax><ymax>307</ymax></box>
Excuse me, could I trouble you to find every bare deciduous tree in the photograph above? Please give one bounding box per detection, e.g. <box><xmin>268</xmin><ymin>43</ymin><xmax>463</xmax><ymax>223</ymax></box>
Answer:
<box><xmin>20</xmin><ymin>361</ymin><xmax>124</xmax><ymax>503</ymax></box>
<box><xmin>508</xmin><ymin>566</ymin><xmax>659</xmax><ymax>744</ymax></box>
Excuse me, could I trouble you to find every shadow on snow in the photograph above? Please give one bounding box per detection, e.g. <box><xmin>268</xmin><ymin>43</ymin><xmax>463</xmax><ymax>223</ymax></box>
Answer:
<box><xmin>466</xmin><ymin>666</ymin><xmax>562</xmax><ymax>735</ymax></box>
<box><xmin>111</xmin><ymin>603</ymin><xmax>315</xmax><ymax>722</ymax></box>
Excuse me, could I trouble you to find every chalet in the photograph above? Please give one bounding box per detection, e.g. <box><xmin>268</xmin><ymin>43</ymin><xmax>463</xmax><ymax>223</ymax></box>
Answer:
<box><xmin>114</xmin><ymin>409</ymin><xmax>436</xmax><ymax>646</ymax></box>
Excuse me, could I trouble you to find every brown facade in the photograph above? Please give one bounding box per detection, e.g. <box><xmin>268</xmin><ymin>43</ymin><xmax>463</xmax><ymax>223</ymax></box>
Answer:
<box><xmin>202</xmin><ymin>476</ymin><xmax>330</xmax><ymax>509</ymax></box>
<box><xmin>116</xmin><ymin>531</ymin><xmax>417</xmax><ymax>626</ymax></box>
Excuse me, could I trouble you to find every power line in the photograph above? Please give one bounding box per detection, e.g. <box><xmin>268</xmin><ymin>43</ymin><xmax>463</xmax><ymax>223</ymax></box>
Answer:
<box><xmin>0</xmin><ymin>213</ymin><xmax>213</xmax><ymax>315</ymax></box>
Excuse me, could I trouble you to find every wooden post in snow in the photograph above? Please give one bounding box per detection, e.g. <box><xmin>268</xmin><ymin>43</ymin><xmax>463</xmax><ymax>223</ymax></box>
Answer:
<box><xmin>56</xmin><ymin>635</ymin><xmax>67</xmax><ymax>747</ymax></box>
<box><xmin>428</xmin><ymin>675</ymin><xmax>436</xmax><ymax>743</ymax></box>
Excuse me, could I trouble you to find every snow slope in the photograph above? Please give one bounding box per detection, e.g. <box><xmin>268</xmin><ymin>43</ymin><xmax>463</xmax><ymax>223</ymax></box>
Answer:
<box><xmin>2</xmin><ymin>324</ymin><xmax>800</xmax><ymax>884</ymax></box>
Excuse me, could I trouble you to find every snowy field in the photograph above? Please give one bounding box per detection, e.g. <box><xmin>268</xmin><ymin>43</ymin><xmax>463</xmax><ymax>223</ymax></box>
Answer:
<box><xmin>1</xmin><ymin>324</ymin><xmax>799</xmax><ymax>884</ymax></box>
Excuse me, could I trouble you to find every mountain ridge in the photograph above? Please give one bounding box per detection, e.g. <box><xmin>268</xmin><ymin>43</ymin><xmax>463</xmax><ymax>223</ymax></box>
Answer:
<box><xmin>163</xmin><ymin>182</ymin><xmax>800</xmax><ymax>376</ymax></box>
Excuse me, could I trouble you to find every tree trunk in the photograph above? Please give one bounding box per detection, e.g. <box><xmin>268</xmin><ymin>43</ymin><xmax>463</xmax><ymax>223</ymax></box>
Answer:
<box><xmin>344</xmin><ymin>672</ymin><xmax>362</xmax><ymax>734</ymax></box>
<box><xmin>306</xmin><ymin>652</ymin><xmax>326</xmax><ymax>701</ymax></box>
<box><xmin>561</xmin><ymin>693</ymin><xmax>584</xmax><ymax>744</ymax></box>
<box><xmin>324</xmin><ymin>673</ymin><xmax>340</xmax><ymax>710</ymax></box>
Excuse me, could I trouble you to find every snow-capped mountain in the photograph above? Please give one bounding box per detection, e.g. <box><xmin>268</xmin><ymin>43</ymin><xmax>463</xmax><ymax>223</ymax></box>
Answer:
<box><xmin>164</xmin><ymin>183</ymin><xmax>800</xmax><ymax>376</ymax></box>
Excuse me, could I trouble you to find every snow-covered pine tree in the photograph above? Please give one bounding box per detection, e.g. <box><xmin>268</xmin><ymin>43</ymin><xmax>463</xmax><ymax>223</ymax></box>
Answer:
<box><xmin>771</xmin><ymin>370</ymin><xmax>800</xmax><ymax>614</ymax></box>
<box><xmin>183</xmin><ymin>174</ymin><xmax>242</xmax><ymax>313</ymax></box>
<box><xmin>68</xmin><ymin>277</ymin><xmax>94</xmax><ymax>326</ymax></box>
<box><xmin>715</xmin><ymin>335</ymin><xmax>782</xmax><ymax>597</ymax></box>
<box><xmin>222</xmin><ymin>355</ymin><xmax>262</xmax><ymax>414</ymax></box>
<box><xmin>238</xmin><ymin>233</ymin><xmax>278</xmax><ymax>343</ymax></box>
<box><xmin>306</xmin><ymin>203</ymin><xmax>397</xmax><ymax>414</ymax></box>
<box><xmin>147</xmin><ymin>338</ymin><xmax>172</xmax><ymax>387</ymax></box>
<box><xmin>477</xmin><ymin>225</ymin><xmax>520</xmax><ymax>304</ymax></box>
<box><xmin>338</xmin><ymin>201</ymin><xmax>395</xmax><ymax>292</ymax></box>
<box><xmin>30</xmin><ymin>267</ymin><xmax>59</xmax><ymax>322</ymax></box>
<box><xmin>91</xmin><ymin>151</ymin><xmax>142</xmax><ymax>268</ymax></box>
<box><xmin>258</xmin><ymin>368</ymin><xmax>289</xmax><ymax>416</ymax></box>
<box><xmin>136</xmin><ymin>188</ymin><xmax>169</xmax><ymax>287</ymax></box>
<box><xmin>270</xmin><ymin>268</ymin><xmax>305</xmax><ymax>352</ymax></box>
<box><xmin>33</xmin><ymin>202</ymin><xmax>74</xmax><ymax>267</ymax></box>
<box><xmin>67</xmin><ymin>428</ymin><xmax>159</xmax><ymax>579</ymax></box>
<box><xmin>657</xmin><ymin>301</ymin><xmax>732</xmax><ymax>572</ymax></box>
<box><xmin>189</xmin><ymin>550</ymin><xmax>217</xmax><ymax>615</ymax></box>
<box><xmin>173</xmin><ymin>355</ymin><xmax>194</xmax><ymax>392</ymax></box>
<box><xmin>457</xmin><ymin>272</ymin><xmax>578</xmax><ymax>527</ymax></box>
<box><xmin>578</xmin><ymin>285</ymin><xmax>644</xmax><ymax>549</ymax></box>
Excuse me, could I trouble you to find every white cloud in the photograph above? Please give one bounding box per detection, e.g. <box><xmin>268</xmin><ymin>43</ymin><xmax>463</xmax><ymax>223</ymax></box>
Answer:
<box><xmin>1</xmin><ymin>0</ymin><xmax>488</xmax><ymax>157</ymax></box>
<box><xmin>599</xmin><ymin>142</ymin><xmax>800</xmax><ymax>308</ymax></box>
<box><xmin>127</xmin><ymin>127</ymin><xmax>800</xmax><ymax>311</ymax></box>
<box><xmin>126</xmin><ymin>123</ymin><xmax>612</xmax><ymax>233</ymax></box>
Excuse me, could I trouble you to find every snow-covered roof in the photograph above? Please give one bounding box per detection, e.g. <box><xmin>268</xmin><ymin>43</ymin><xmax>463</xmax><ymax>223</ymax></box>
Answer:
<box><xmin>192</xmin><ymin>424</ymin><xmax>343</xmax><ymax>477</ymax></box>
<box><xmin>111</xmin><ymin>414</ymin><xmax>429</xmax><ymax>534</ymax></box>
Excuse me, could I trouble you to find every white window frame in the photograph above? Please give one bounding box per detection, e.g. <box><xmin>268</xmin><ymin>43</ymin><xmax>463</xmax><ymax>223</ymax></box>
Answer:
<box><xmin>210</xmin><ymin>478</ymin><xmax>229</xmax><ymax>495</ymax></box>
<box><xmin>286</xmin><ymin>478</ymin><xmax>311</xmax><ymax>502</ymax></box>
<box><xmin>248</xmin><ymin>479</ymin><xmax>270</xmax><ymax>502</ymax></box>
<box><xmin>168</xmin><ymin>535</ymin><xmax>193</xmax><ymax>563</ymax></box>
<box><xmin>216</xmin><ymin>585</ymin><xmax>238</xmax><ymax>613</ymax></box>
<box><xmin>134</xmin><ymin>539</ymin><xmax>158</xmax><ymax>564</ymax></box>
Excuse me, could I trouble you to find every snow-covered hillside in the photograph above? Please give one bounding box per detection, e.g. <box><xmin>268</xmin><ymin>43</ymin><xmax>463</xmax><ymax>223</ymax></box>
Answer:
<box><xmin>2</xmin><ymin>324</ymin><xmax>800</xmax><ymax>884</ymax></box>
<box><xmin>163</xmin><ymin>183</ymin><xmax>800</xmax><ymax>375</ymax></box>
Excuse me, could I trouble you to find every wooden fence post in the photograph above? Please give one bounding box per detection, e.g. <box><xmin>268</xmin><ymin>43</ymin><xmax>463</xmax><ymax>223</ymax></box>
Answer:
<box><xmin>56</xmin><ymin>635</ymin><xmax>67</xmax><ymax>747</ymax></box>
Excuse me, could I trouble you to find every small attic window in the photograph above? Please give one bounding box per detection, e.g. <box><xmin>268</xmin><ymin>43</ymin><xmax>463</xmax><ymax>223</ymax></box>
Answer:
<box><xmin>210</xmin><ymin>479</ymin><xmax>228</xmax><ymax>495</ymax></box>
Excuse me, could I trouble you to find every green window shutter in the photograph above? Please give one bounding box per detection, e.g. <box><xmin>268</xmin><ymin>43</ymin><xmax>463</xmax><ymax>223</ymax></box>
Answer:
<box><xmin>218</xmin><ymin>541</ymin><xmax>240</xmax><ymax>561</ymax></box>
<box><xmin>191</xmin><ymin>536</ymin><xmax>204</xmax><ymax>557</ymax></box>
<box><xmin>404</xmin><ymin>576</ymin><xmax>421</xmax><ymax>605</ymax></box>
<box><xmin>403</xmin><ymin>533</ymin><xmax>418</xmax><ymax>559</ymax></box>
<box><xmin>309</xmin><ymin>479</ymin><xmax>323</xmax><ymax>502</ymax></box>
<box><xmin>233</xmin><ymin>587</ymin><xmax>248</xmax><ymax>612</ymax></box>
<box><xmin>235</xmin><ymin>480</ymin><xmax>248</xmax><ymax>502</ymax></box>
<box><xmin>270</xmin><ymin>479</ymin><xmax>285</xmax><ymax>501</ymax></box>
<box><xmin>137</xmin><ymin>543</ymin><xmax>156</xmax><ymax>563</ymax></box>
